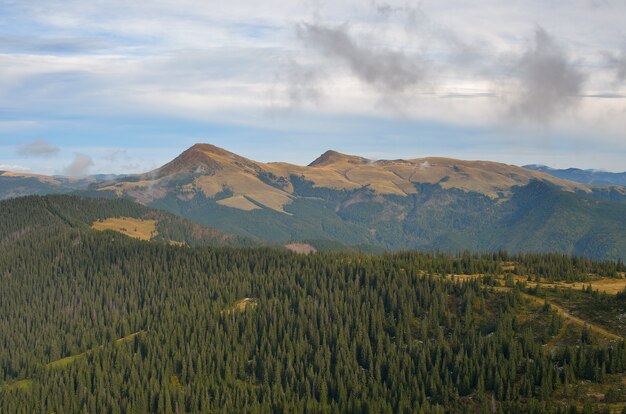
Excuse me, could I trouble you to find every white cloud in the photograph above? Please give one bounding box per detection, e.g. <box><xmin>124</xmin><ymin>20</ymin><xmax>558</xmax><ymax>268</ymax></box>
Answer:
<box><xmin>0</xmin><ymin>0</ymin><xmax>625</xmax><ymax>171</ymax></box>
<box><xmin>0</xmin><ymin>164</ymin><xmax>31</xmax><ymax>172</ymax></box>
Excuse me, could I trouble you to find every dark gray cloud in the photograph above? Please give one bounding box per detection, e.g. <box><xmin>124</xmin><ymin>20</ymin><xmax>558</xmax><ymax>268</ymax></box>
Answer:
<box><xmin>64</xmin><ymin>153</ymin><xmax>94</xmax><ymax>176</ymax></box>
<box><xmin>604</xmin><ymin>47</ymin><xmax>626</xmax><ymax>82</ymax></box>
<box><xmin>296</xmin><ymin>23</ymin><xmax>428</xmax><ymax>94</ymax></box>
<box><xmin>16</xmin><ymin>139</ymin><xmax>60</xmax><ymax>156</ymax></box>
<box><xmin>508</xmin><ymin>27</ymin><xmax>585</xmax><ymax>123</ymax></box>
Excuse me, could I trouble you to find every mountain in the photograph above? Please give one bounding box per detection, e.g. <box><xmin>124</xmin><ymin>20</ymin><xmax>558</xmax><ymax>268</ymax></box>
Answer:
<box><xmin>0</xmin><ymin>171</ymin><xmax>71</xmax><ymax>199</ymax></box>
<box><xmin>3</xmin><ymin>144</ymin><xmax>626</xmax><ymax>259</ymax></box>
<box><xmin>84</xmin><ymin>144</ymin><xmax>626</xmax><ymax>260</ymax></box>
<box><xmin>0</xmin><ymin>171</ymin><xmax>110</xmax><ymax>199</ymax></box>
<box><xmin>525</xmin><ymin>164</ymin><xmax>626</xmax><ymax>187</ymax></box>
<box><xmin>0</xmin><ymin>194</ymin><xmax>256</xmax><ymax>248</ymax></box>
<box><xmin>94</xmin><ymin>144</ymin><xmax>602</xmax><ymax>205</ymax></box>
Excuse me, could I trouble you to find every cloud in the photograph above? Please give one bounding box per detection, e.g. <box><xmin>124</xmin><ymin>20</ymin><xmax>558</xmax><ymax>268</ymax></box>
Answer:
<box><xmin>2</xmin><ymin>0</ymin><xmax>626</xmax><ymax>172</ymax></box>
<box><xmin>285</xmin><ymin>60</ymin><xmax>323</xmax><ymax>106</ymax></box>
<box><xmin>269</xmin><ymin>60</ymin><xmax>323</xmax><ymax>111</ymax></box>
<box><xmin>374</xmin><ymin>1</ymin><xmax>424</xmax><ymax>28</ymax></box>
<box><xmin>63</xmin><ymin>152</ymin><xmax>93</xmax><ymax>176</ymax></box>
<box><xmin>296</xmin><ymin>22</ymin><xmax>429</xmax><ymax>94</ymax></box>
<box><xmin>507</xmin><ymin>27</ymin><xmax>585</xmax><ymax>123</ymax></box>
<box><xmin>0</xmin><ymin>164</ymin><xmax>31</xmax><ymax>172</ymax></box>
<box><xmin>604</xmin><ymin>47</ymin><xmax>626</xmax><ymax>82</ymax></box>
<box><xmin>16</xmin><ymin>139</ymin><xmax>60</xmax><ymax>156</ymax></box>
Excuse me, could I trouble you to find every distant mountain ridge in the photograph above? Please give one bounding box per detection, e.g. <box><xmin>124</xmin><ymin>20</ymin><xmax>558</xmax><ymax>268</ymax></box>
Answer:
<box><xmin>524</xmin><ymin>164</ymin><xmax>626</xmax><ymax>187</ymax></box>
<box><xmin>95</xmin><ymin>143</ymin><xmax>599</xmax><ymax>208</ymax></box>
<box><xmin>2</xmin><ymin>144</ymin><xmax>626</xmax><ymax>259</ymax></box>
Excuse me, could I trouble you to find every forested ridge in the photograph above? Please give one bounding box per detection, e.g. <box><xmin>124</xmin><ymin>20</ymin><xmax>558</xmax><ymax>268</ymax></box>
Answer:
<box><xmin>0</xmin><ymin>196</ymin><xmax>625</xmax><ymax>413</ymax></box>
<box><xmin>0</xmin><ymin>195</ymin><xmax>256</xmax><ymax>248</ymax></box>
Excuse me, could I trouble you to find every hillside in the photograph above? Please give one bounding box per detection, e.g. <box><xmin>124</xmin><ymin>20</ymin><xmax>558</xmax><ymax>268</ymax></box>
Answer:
<box><xmin>0</xmin><ymin>195</ymin><xmax>256</xmax><ymax>248</ymax></box>
<box><xmin>91</xmin><ymin>144</ymin><xmax>626</xmax><ymax>260</ymax></box>
<box><xmin>0</xmin><ymin>171</ymin><xmax>70</xmax><ymax>199</ymax></box>
<box><xmin>97</xmin><ymin>144</ymin><xmax>591</xmax><ymax>207</ymax></box>
<box><xmin>525</xmin><ymin>164</ymin><xmax>626</xmax><ymax>187</ymax></box>
<box><xmin>1</xmin><ymin>198</ymin><xmax>625</xmax><ymax>412</ymax></box>
<box><xmin>3</xmin><ymin>145</ymin><xmax>626</xmax><ymax>259</ymax></box>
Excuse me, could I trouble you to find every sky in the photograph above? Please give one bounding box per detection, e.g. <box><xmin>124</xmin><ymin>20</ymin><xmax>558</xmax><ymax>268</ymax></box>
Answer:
<box><xmin>1</xmin><ymin>0</ymin><xmax>626</xmax><ymax>176</ymax></box>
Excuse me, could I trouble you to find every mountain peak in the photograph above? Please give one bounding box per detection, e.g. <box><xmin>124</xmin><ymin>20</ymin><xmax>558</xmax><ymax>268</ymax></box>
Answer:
<box><xmin>151</xmin><ymin>143</ymin><xmax>254</xmax><ymax>178</ymax></box>
<box><xmin>187</xmin><ymin>143</ymin><xmax>234</xmax><ymax>157</ymax></box>
<box><xmin>309</xmin><ymin>150</ymin><xmax>370</xmax><ymax>167</ymax></box>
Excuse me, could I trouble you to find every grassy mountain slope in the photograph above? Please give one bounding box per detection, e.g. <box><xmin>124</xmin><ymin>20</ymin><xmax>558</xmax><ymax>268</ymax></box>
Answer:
<box><xmin>97</xmin><ymin>144</ymin><xmax>591</xmax><ymax>206</ymax></box>
<box><xmin>86</xmin><ymin>145</ymin><xmax>626</xmax><ymax>260</ymax></box>
<box><xmin>3</xmin><ymin>145</ymin><xmax>626</xmax><ymax>259</ymax></box>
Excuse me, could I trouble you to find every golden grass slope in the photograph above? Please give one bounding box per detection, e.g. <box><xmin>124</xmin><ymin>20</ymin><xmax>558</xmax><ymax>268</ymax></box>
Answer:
<box><xmin>0</xmin><ymin>171</ymin><xmax>63</xmax><ymax>185</ymax></box>
<box><xmin>94</xmin><ymin>144</ymin><xmax>607</xmax><ymax>213</ymax></box>
<box><xmin>222</xmin><ymin>298</ymin><xmax>258</xmax><ymax>315</ymax></box>
<box><xmin>281</xmin><ymin>155</ymin><xmax>589</xmax><ymax>199</ymax></box>
<box><xmin>216</xmin><ymin>195</ymin><xmax>261</xmax><ymax>211</ymax></box>
<box><xmin>91</xmin><ymin>217</ymin><xmax>157</xmax><ymax>241</ymax></box>
<box><xmin>535</xmin><ymin>279</ymin><xmax>626</xmax><ymax>295</ymax></box>
<box><xmin>99</xmin><ymin>144</ymin><xmax>294</xmax><ymax>213</ymax></box>
<box><xmin>452</xmin><ymin>272</ymin><xmax>626</xmax><ymax>296</ymax></box>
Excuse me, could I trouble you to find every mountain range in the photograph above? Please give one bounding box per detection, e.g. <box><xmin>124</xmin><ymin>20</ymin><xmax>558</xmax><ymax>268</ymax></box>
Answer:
<box><xmin>524</xmin><ymin>164</ymin><xmax>626</xmax><ymax>187</ymax></box>
<box><xmin>2</xmin><ymin>143</ymin><xmax>626</xmax><ymax>260</ymax></box>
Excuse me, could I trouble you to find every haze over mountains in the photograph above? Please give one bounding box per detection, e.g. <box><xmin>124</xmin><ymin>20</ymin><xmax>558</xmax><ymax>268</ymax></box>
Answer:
<box><xmin>2</xmin><ymin>143</ymin><xmax>626</xmax><ymax>260</ymax></box>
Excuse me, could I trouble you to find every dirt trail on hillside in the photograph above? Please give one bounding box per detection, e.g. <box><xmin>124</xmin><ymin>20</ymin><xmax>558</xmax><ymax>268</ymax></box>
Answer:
<box><xmin>519</xmin><ymin>292</ymin><xmax>623</xmax><ymax>341</ymax></box>
<box><xmin>493</xmin><ymin>287</ymin><xmax>623</xmax><ymax>341</ymax></box>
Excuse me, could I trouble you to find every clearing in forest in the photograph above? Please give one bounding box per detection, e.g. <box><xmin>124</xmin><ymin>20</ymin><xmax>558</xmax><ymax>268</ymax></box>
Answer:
<box><xmin>222</xmin><ymin>298</ymin><xmax>258</xmax><ymax>315</ymax></box>
<box><xmin>47</xmin><ymin>330</ymin><xmax>146</xmax><ymax>369</ymax></box>
<box><xmin>91</xmin><ymin>217</ymin><xmax>157</xmax><ymax>241</ymax></box>
<box><xmin>2</xmin><ymin>331</ymin><xmax>145</xmax><ymax>391</ymax></box>
<box><xmin>285</xmin><ymin>242</ymin><xmax>317</xmax><ymax>254</ymax></box>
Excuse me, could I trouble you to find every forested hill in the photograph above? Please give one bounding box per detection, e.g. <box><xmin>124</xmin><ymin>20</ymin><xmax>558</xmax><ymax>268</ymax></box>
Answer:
<box><xmin>0</xmin><ymin>195</ymin><xmax>257</xmax><ymax>248</ymax></box>
<box><xmin>1</xmin><ymin>197</ymin><xmax>626</xmax><ymax>412</ymax></box>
